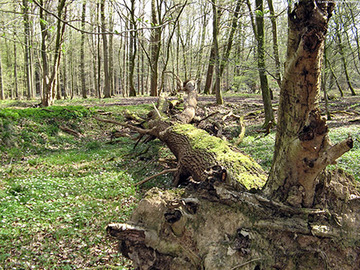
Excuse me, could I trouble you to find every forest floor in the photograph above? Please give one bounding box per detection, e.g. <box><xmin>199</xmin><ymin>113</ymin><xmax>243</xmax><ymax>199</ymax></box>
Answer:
<box><xmin>0</xmin><ymin>93</ymin><xmax>359</xmax><ymax>269</ymax></box>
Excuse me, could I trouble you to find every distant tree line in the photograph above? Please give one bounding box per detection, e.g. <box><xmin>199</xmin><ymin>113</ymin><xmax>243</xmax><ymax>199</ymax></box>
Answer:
<box><xmin>0</xmin><ymin>0</ymin><xmax>358</xmax><ymax>106</ymax></box>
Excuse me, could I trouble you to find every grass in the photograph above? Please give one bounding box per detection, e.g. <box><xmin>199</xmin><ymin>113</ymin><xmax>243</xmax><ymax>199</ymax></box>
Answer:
<box><xmin>0</xmin><ymin>97</ymin><xmax>359</xmax><ymax>269</ymax></box>
<box><xmin>0</xmin><ymin>103</ymin><xmax>169</xmax><ymax>269</ymax></box>
<box><xmin>239</xmin><ymin>125</ymin><xmax>360</xmax><ymax>182</ymax></box>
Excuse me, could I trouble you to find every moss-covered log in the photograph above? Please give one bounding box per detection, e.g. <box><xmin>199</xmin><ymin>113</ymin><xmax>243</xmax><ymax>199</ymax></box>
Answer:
<box><xmin>146</xmin><ymin>120</ymin><xmax>266</xmax><ymax>189</ymax></box>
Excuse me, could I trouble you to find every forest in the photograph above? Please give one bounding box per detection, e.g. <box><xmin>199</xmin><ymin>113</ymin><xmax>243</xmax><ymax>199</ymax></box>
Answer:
<box><xmin>1</xmin><ymin>0</ymin><xmax>360</xmax><ymax>269</ymax></box>
<box><xmin>0</xmin><ymin>0</ymin><xmax>358</xmax><ymax>103</ymax></box>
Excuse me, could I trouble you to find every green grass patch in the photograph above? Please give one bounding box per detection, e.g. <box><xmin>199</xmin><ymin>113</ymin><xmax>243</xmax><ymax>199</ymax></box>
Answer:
<box><xmin>0</xmin><ymin>102</ymin><xmax>164</xmax><ymax>269</ymax></box>
<box><xmin>239</xmin><ymin>125</ymin><xmax>360</xmax><ymax>182</ymax></box>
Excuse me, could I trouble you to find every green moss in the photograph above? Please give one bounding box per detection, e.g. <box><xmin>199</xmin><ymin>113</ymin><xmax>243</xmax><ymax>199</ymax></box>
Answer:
<box><xmin>171</xmin><ymin>124</ymin><xmax>266</xmax><ymax>189</ymax></box>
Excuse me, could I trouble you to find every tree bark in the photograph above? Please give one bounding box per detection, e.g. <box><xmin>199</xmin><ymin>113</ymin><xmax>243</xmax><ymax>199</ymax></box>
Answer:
<box><xmin>80</xmin><ymin>1</ymin><xmax>87</xmax><ymax>99</ymax></box>
<box><xmin>211</xmin><ymin>0</ymin><xmax>223</xmax><ymax>105</ymax></box>
<box><xmin>101</xmin><ymin>0</ymin><xmax>111</xmax><ymax>98</ymax></box>
<box><xmin>265</xmin><ymin>0</ymin><xmax>353</xmax><ymax>207</ymax></box>
<box><xmin>0</xmin><ymin>52</ymin><xmax>4</xmax><ymax>100</ymax></box>
<box><xmin>255</xmin><ymin>0</ymin><xmax>274</xmax><ymax>128</ymax></box>
<box><xmin>267</xmin><ymin>0</ymin><xmax>282</xmax><ymax>88</ymax></box>
<box><xmin>334</xmin><ymin>20</ymin><xmax>356</xmax><ymax>96</ymax></box>
<box><xmin>23</xmin><ymin>0</ymin><xmax>33</xmax><ymax>100</ymax></box>
<box><xmin>40</xmin><ymin>0</ymin><xmax>67</xmax><ymax>107</ymax></box>
<box><xmin>149</xmin><ymin>0</ymin><xmax>161</xmax><ymax>97</ymax></box>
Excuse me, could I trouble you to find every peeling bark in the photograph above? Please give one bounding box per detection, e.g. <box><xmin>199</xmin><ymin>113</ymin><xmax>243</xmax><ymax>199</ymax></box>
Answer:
<box><xmin>264</xmin><ymin>0</ymin><xmax>353</xmax><ymax>207</ymax></box>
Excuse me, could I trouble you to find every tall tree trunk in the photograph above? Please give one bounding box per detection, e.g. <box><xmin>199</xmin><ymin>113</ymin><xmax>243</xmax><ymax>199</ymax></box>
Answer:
<box><xmin>195</xmin><ymin>7</ymin><xmax>208</xmax><ymax>91</ymax></box>
<box><xmin>23</xmin><ymin>0</ymin><xmax>33</xmax><ymax>100</ymax></box>
<box><xmin>0</xmin><ymin>52</ymin><xmax>4</xmax><ymax>100</ymax></box>
<box><xmin>13</xmin><ymin>31</ymin><xmax>19</xmax><ymax>100</ymax></box>
<box><xmin>219</xmin><ymin>0</ymin><xmax>241</xmax><ymax>79</ymax></box>
<box><xmin>80</xmin><ymin>1</ymin><xmax>87</xmax><ymax>98</ymax></box>
<box><xmin>267</xmin><ymin>0</ymin><xmax>282</xmax><ymax>88</ymax></box>
<box><xmin>62</xmin><ymin>53</ymin><xmax>68</xmax><ymax>99</ymax></box>
<box><xmin>255</xmin><ymin>0</ymin><xmax>274</xmax><ymax>128</ymax></box>
<box><xmin>334</xmin><ymin>21</ymin><xmax>356</xmax><ymax>96</ymax></box>
<box><xmin>97</xmin><ymin>3</ymin><xmax>101</xmax><ymax>98</ymax></box>
<box><xmin>128</xmin><ymin>0</ymin><xmax>137</xmax><ymax>97</ymax></box>
<box><xmin>327</xmin><ymin>59</ymin><xmax>344</xmax><ymax>96</ymax></box>
<box><xmin>101</xmin><ymin>0</ymin><xmax>111</xmax><ymax>98</ymax></box>
<box><xmin>204</xmin><ymin>46</ymin><xmax>215</xmax><ymax>95</ymax></box>
<box><xmin>149</xmin><ymin>0</ymin><xmax>161</xmax><ymax>97</ymax></box>
<box><xmin>265</xmin><ymin>0</ymin><xmax>352</xmax><ymax>207</ymax></box>
<box><xmin>108</xmin><ymin>7</ymin><xmax>114</xmax><ymax>96</ymax></box>
<box><xmin>211</xmin><ymin>0</ymin><xmax>223</xmax><ymax>105</ymax></box>
<box><xmin>40</xmin><ymin>0</ymin><xmax>67</xmax><ymax>107</ymax></box>
<box><xmin>39</xmin><ymin>0</ymin><xmax>50</xmax><ymax>105</ymax></box>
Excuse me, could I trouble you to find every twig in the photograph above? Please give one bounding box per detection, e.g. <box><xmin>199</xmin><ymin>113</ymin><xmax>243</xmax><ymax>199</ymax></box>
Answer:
<box><xmin>135</xmin><ymin>168</ymin><xmax>178</xmax><ymax>186</ymax></box>
<box><xmin>94</xmin><ymin>116</ymin><xmax>154</xmax><ymax>135</ymax></box>
<box><xmin>59</xmin><ymin>125</ymin><xmax>81</xmax><ymax>137</ymax></box>
<box><xmin>198</xmin><ymin>111</ymin><xmax>220</xmax><ymax>124</ymax></box>
<box><xmin>230</xmin><ymin>258</ymin><xmax>262</xmax><ymax>270</ymax></box>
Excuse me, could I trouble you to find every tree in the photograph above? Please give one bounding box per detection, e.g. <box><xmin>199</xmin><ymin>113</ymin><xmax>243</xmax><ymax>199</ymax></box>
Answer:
<box><xmin>80</xmin><ymin>1</ymin><xmax>87</xmax><ymax>99</ymax></box>
<box><xmin>334</xmin><ymin>12</ymin><xmax>356</xmax><ymax>96</ymax></box>
<box><xmin>39</xmin><ymin>0</ymin><xmax>67</xmax><ymax>106</ymax></box>
<box><xmin>101</xmin><ymin>0</ymin><xmax>111</xmax><ymax>98</ymax></box>
<box><xmin>267</xmin><ymin>0</ymin><xmax>282</xmax><ymax>88</ymax></box>
<box><xmin>264</xmin><ymin>0</ymin><xmax>352</xmax><ymax>207</ymax></box>
<box><xmin>211</xmin><ymin>0</ymin><xmax>223</xmax><ymax>105</ymax></box>
<box><xmin>0</xmin><ymin>51</ymin><xmax>3</xmax><ymax>100</ymax></box>
<box><xmin>128</xmin><ymin>0</ymin><xmax>137</xmax><ymax>97</ymax></box>
<box><xmin>22</xmin><ymin>0</ymin><xmax>34</xmax><ymax>100</ymax></box>
<box><xmin>149</xmin><ymin>0</ymin><xmax>161</xmax><ymax>97</ymax></box>
<box><xmin>255</xmin><ymin>0</ymin><xmax>274</xmax><ymax>128</ymax></box>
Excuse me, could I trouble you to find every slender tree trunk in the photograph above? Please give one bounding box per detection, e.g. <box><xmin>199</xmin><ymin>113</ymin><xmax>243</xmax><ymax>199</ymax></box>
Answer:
<box><xmin>204</xmin><ymin>46</ymin><xmax>215</xmax><ymax>95</ymax></box>
<box><xmin>13</xmin><ymin>33</ymin><xmax>19</xmax><ymax>100</ymax></box>
<box><xmin>149</xmin><ymin>0</ymin><xmax>161</xmax><ymax>96</ymax></box>
<box><xmin>265</xmin><ymin>0</ymin><xmax>352</xmax><ymax>207</ymax></box>
<box><xmin>97</xmin><ymin>3</ymin><xmax>101</xmax><ymax>98</ymax></box>
<box><xmin>23</xmin><ymin>0</ymin><xmax>33</xmax><ymax>100</ymax></box>
<box><xmin>80</xmin><ymin>1</ymin><xmax>87</xmax><ymax>98</ymax></box>
<box><xmin>196</xmin><ymin>8</ymin><xmax>208</xmax><ymax>91</ymax></box>
<box><xmin>128</xmin><ymin>0</ymin><xmax>137</xmax><ymax>97</ymax></box>
<box><xmin>255</xmin><ymin>0</ymin><xmax>274</xmax><ymax>128</ymax></box>
<box><xmin>211</xmin><ymin>0</ymin><xmax>223</xmax><ymax>105</ymax></box>
<box><xmin>108</xmin><ymin>7</ymin><xmax>114</xmax><ymax>96</ymax></box>
<box><xmin>41</xmin><ymin>0</ymin><xmax>67</xmax><ymax>106</ymax></box>
<box><xmin>0</xmin><ymin>53</ymin><xmax>4</xmax><ymax>100</ymax></box>
<box><xmin>101</xmin><ymin>0</ymin><xmax>111</xmax><ymax>98</ymax></box>
<box><xmin>327</xmin><ymin>59</ymin><xmax>344</xmax><ymax>96</ymax></box>
<box><xmin>267</xmin><ymin>0</ymin><xmax>282</xmax><ymax>88</ymax></box>
<box><xmin>39</xmin><ymin>0</ymin><xmax>50</xmax><ymax>105</ymax></box>
<box><xmin>219</xmin><ymin>0</ymin><xmax>241</xmax><ymax>78</ymax></box>
<box><xmin>335</xmin><ymin>22</ymin><xmax>356</xmax><ymax>96</ymax></box>
<box><xmin>62</xmin><ymin>53</ymin><xmax>68</xmax><ymax>99</ymax></box>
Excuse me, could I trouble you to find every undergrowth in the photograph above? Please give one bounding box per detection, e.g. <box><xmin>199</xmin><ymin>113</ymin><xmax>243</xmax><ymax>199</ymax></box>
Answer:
<box><xmin>0</xmin><ymin>103</ymin><xmax>167</xmax><ymax>269</ymax></box>
<box><xmin>0</xmin><ymin>98</ymin><xmax>359</xmax><ymax>269</ymax></box>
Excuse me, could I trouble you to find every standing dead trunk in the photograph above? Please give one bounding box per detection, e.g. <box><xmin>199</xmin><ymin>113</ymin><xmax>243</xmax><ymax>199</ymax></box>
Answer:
<box><xmin>264</xmin><ymin>0</ymin><xmax>353</xmax><ymax>207</ymax></box>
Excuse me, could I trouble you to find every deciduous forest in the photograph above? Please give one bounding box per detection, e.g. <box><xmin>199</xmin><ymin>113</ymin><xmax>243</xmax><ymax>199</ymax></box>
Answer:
<box><xmin>0</xmin><ymin>0</ymin><xmax>360</xmax><ymax>269</ymax></box>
